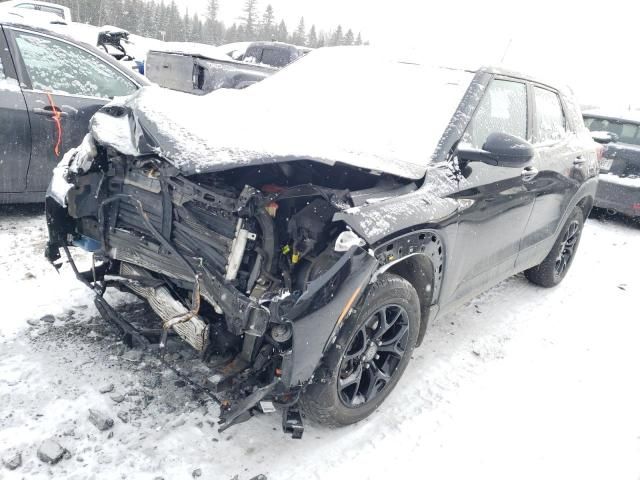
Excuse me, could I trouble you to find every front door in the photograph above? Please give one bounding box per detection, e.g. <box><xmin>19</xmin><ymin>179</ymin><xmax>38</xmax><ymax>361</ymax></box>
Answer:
<box><xmin>5</xmin><ymin>27</ymin><xmax>138</xmax><ymax>193</ymax></box>
<box><xmin>0</xmin><ymin>27</ymin><xmax>30</xmax><ymax>194</ymax></box>
<box><xmin>444</xmin><ymin>77</ymin><xmax>536</xmax><ymax>305</ymax></box>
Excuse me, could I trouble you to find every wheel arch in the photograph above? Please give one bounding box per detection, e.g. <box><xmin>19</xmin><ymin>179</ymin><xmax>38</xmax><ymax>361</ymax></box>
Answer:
<box><xmin>576</xmin><ymin>195</ymin><xmax>594</xmax><ymax>220</ymax></box>
<box><xmin>385</xmin><ymin>255</ymin><xmax>435</xmax><ymax>346</ymax></box>
<box><xmin>373</xmin><ymin>230</ymin><xmax>445</xmax><ymax>346</ymax></box>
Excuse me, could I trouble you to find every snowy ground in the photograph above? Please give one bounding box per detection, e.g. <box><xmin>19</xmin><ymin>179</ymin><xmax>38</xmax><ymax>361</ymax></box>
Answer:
<box><xmin>1</xmin><ymin>205</ymin><xmax>639</xmax><ymax>480</ymax></box>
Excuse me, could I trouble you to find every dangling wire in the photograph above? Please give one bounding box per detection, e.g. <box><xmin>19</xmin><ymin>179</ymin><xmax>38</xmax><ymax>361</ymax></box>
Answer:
<box><xmin>46</xmin><ymin>92</ymin><xmax>63</xmax><ymax>157</ymax></box>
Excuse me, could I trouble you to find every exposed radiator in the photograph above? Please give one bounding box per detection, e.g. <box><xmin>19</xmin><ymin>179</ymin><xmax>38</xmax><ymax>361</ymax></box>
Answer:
<box><xmin>120</xmin><ymin>262</ymin><xmax>209</xmax><ymax>352</ymax></box>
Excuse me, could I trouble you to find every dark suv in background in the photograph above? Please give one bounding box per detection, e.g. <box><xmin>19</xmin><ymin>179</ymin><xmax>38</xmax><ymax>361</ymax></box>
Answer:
<box><xmin>583</xmin><ymin>111</ymin><xmax>640</xmax><ymax>219</ymax></box>
<box><xmin>45</xmin><ymin>49</ymin><xmax>599</xmax><ymax>436</ymax></box>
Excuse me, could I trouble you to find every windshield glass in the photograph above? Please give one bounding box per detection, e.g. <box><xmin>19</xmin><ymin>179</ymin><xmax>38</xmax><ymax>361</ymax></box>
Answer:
<box><xmin>119</xmin><ymin>47</ymin><xmax>475</xmax><ymax>179</ymax></box>
<box><xmin>245</xmin><ymin>47</ymin><xmax>474</xmax><ymax>171</ymax></box>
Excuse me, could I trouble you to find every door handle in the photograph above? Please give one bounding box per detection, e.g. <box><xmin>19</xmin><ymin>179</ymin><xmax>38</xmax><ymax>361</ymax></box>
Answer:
<box><xmin>32</xmin><ymin>107</ymin><xmax>69</xmax><ymax>118</ymax></box>
<box><xmin>521</xmin><ymin>166</ymin><xmax>539</xmax><ymax>181</ymax></box>
<box><xmin>573</xmin><ymin>155</ymin><xmax>586</xmax><ymax>165</ymax></box>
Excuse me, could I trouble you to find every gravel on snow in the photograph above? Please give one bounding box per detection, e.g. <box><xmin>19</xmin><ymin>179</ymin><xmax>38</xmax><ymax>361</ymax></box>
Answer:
<box><xmin>0</xmin><ymin>205</ymin><xmax>639</xmax><ymax>480</ymax></box>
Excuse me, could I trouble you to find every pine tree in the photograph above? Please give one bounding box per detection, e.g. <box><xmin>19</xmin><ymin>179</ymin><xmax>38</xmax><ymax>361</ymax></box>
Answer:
<box><xmin>260</xmin><ymin>4</ymin><xmax>275</xmax><ymax>41</ymax></box>
<box><xmin>241</xmin><ymin>0</ymin><xmax>258</xmax><ymax>41</ymax></box>
<box><xmin>191</xmin><ymin>13</ymin><xmax>203</xmax><ymax>42</ymax></box>
<box><xmin>167</xmin><ymin>1</ymin><xmax>182</xmax><ymax>42</ymax></box>
<box><xmin>238</xmin><ymin>24</ymin><xmax>247</xmax><ymax>41</ymax></box>
<box><xmin>225</xmin><ymin>23</ymin><xmax>238</xmax><ymax>43</ymax></box>
<box><xmin>292</xmin><ymin>17</ymin><xmax>306</xmax><ymax>46</ymax></box>
<box><xmin>183</xmin><ymin>8</ymin><xmax>192</xmax><ymax>41</ymax></box>
<box><xmin>331</xmin><ymin>25</ymin><xmax>343</xmax><ymax>46</ymax></box>
<box><xmin>307</xmin><ymin>25</ymin><xmax>317</xmax><ymax>48</ymax></box>
<box><xmin>41</xmin><ymin>0</ymin><xmax>365</xmax><ymax>51</ymax></box>
<box><xmin>206</xmin><ymin>0</ymin><xmax>218</xmax><ymax>23</ymax></box>
<box><xmin>276</xmin><ymin>20</ymin><xmax>288</xmax><ymax>43</ymax></box>
<box><xmin>203</xmin><ymin>0</ymin><xmax>223</xmax><ymax>45</ymax></box>
<box><xmin>344</xmin><ymin>28</ymin><xmax>354</xmax><ymax>46</ymax></box>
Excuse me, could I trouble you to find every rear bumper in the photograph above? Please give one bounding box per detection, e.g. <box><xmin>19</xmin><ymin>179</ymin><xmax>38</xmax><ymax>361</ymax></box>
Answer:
<box><xmin>594</xmin><ymin>174</ymin><xmax>640</xmax><ymax>218</ymax></box>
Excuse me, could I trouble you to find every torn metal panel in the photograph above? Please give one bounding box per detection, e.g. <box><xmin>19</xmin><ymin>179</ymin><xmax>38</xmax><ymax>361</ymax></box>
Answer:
<box><xmin>118</xmin><ymin>262</ymin><xmax>210</xmax><ymax>352</ymax></box>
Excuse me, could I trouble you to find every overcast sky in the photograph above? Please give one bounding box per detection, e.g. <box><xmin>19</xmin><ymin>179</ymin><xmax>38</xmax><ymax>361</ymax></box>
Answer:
<box><xmin>178</xmin><ymin>0</ymin><xmax>639</xmax><ymax>109</ymax></box>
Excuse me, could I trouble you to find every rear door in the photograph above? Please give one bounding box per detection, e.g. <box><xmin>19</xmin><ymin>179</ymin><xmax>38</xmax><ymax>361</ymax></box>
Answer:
<box><xmin>5</xmin><ymin>27</ymin><xmax>138</xmax><ymax>193</ymax></box>
<box><xmin>0</xmin><ymin>26</ymin><xmax>31</xmax><ymax>194</ymax></box>
<box><xmin>448</xmin><ymin>77</ymin><xmax>536</xmax><ymax>303</ymax></box>
<box><xmin>516</xmin><ymin>85</ymin><xmax>587</xmax><ymax>268</ymax></box>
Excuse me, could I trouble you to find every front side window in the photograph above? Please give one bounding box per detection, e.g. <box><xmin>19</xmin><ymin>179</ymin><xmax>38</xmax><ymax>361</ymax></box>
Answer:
<box><xmin>463</xmin><ymin>79</ymin><xmax>527</xmax><ymax>149</ymax></box>
<box><xmin>14</xmin><ymin>31</ymin><xmax>137</xmax><ymax>99</ymax></box>
<box><xmin>534</xmin><ymin>87</ymin><xmax>566</xmax><ymax>143</ymax></box>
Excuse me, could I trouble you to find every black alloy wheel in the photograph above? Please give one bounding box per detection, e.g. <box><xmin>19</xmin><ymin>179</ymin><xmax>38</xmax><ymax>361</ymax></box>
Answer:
<box><xmin>300</xmin><ymin>273</ymin><xmax>420</xmax><ymax>427</ymax></box>
<box><xmin>525</xmin><ymin>206</ymin><xmax>585</xmax><ymax>288</ymax></box>
<box><xmin>554</xmin><ymin>219</ymin><xmax>580</xmax><ymax>279</ymax></box>
<box><xmin>338</xmin><ymin>304</ymin><xmax>410</xmax><ymax>407</ymax></box>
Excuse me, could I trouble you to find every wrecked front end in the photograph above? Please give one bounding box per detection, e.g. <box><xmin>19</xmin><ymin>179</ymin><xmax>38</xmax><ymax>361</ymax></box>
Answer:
<box><xmin>45</xmin><ymin>131</ymin><xmax>418</xmax><ymax>437</ymax></box>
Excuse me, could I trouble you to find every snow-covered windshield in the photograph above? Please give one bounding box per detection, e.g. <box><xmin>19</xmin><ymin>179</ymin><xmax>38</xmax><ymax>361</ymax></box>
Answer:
<box><xmin>241</xmin><ymin>47</ymin><xmax>474</xmax><ymax>173</ymax></box>
<box><xmin>94</xmin><ymin>47</ymin><xmax>474</xmax><ymax>179</ymax></box>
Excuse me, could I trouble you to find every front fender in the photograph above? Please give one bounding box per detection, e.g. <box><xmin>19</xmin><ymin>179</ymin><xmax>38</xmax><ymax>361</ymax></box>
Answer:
<box><xmin>333</xmin><ymin>166</ymin><xmax>459</xmax><ymax>246</ymax></box>
<box><xmin>281</xmin><ymin>246</ymin><xmax>378</xmax><ymax>386</ymax></box>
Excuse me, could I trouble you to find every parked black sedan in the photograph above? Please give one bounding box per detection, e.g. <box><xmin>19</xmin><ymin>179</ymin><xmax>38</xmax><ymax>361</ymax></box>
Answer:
<box><xmin>0</xmin><ymin>18</ymin><xmax>149</xmax><ymax>204</ymax></box>
<box><xmin>45</xmin><ymin>48</ymin><xmax>600</xmax><ymax>436</ymax></box>
<box><xmin>583</xmin><ymin>110</ymin><xmax>640</xmax><ymax>219</ymax></box>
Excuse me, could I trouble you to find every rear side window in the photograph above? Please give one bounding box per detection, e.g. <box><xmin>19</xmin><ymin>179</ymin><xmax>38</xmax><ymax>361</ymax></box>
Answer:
<box><xmin>584</xmin><ymin>117</ymin><xmax>640</xmax><ymax>146</ymax></box>
<box><xmin>260</xmin><ymin>48</ymin><xmax>290</xmax><ymax>67</ymax></box>
<box><xmin>534</xmin><ymin>87</ymin><xmax>566</xmax><ymax>142</ymax></box>
<box><xmin>14</xmin><ymin>31</ymin><xmax>137</xmax><ymax>99</ymax></box>
<box><xmin>463</xmin><ymin>79</ymin><xmax>527</xmax><ymax>149</ymax></box>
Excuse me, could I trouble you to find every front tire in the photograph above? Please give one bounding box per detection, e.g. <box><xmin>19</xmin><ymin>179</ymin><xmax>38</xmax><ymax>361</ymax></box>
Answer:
<box><xmin>525</xmin><ymin>206</ymin><xmax>585</xmax><ymax>288</ymax></box>
<box><xmin>300</xmin><ymin>273</ymin><xmax>420</xmax><ymax>427</ymax></box>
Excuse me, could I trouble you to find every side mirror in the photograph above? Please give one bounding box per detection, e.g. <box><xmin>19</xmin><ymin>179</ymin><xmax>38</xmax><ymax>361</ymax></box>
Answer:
<box><xmin>457</xmin><ymin>132</ymin><xmax>534</xmax><ymax>168</ymax></box>
<box><xmin>591</xmin><ymin>131</ymin><xmax>617</xmax><ymax>145</ymax></box>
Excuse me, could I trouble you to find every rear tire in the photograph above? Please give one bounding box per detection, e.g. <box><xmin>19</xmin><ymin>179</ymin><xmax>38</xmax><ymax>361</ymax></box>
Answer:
<box><xmin>524</xmin><ymin>207</ymin><xmax>584</xmax><ymax>288</ymax></box>
<box><xmin>300</xmin><ymin>273</ymin><xmax>420</xmax><ymax>427</ymax></box>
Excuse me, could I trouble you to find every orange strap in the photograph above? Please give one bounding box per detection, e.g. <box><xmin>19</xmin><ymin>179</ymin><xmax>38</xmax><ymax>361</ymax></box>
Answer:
<box><xmin>46</xmin><ymin>92</ymin><xmax>63</xmax><ymax>157</ymax></box>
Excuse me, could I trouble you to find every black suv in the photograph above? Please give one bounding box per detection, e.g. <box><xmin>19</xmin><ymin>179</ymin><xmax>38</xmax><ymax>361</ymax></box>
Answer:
<box><xmin>583</xmin><ymin>110</ymin><xmax>640</xmax><ymax>219</ymax></box>
<box><xmin>45</xmin><ymin>48</ymin><xmax>598</xmax><ymax>437</ymax></box>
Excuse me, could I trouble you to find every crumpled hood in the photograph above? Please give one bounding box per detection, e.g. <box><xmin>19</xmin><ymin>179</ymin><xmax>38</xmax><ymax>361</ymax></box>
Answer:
<box><xmin>89</xmin><ymin>84</ymin><xmax>436</xmax><ymax>180</ymax></box>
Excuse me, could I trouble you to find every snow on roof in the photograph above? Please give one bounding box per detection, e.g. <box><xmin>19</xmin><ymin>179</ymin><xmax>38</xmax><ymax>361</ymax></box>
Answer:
<box><xmin>148</xmin><ymin>42</ymin><xmax>235</xmax><ymax>62</ymax></box>
<box><xmin>217</xmin><ymin>42</ymin><xmax>253</xmax><ymax>55</ymax></box>
<box><xmin>0</xmin><ymin>7</ymin><xmax>67</xmax><ymax>27</ymax></box>
<box><xmin>94</xmin><ymin>46</ymin><xmax>475</xmax><ymax>180</ymax></box>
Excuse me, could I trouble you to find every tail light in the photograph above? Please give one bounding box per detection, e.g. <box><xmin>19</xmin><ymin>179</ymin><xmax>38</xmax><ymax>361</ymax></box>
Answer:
<box><xmin>595</xmin><ymin>143</ymin><xmax>605</xmax><ymax>163</ymax></box>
